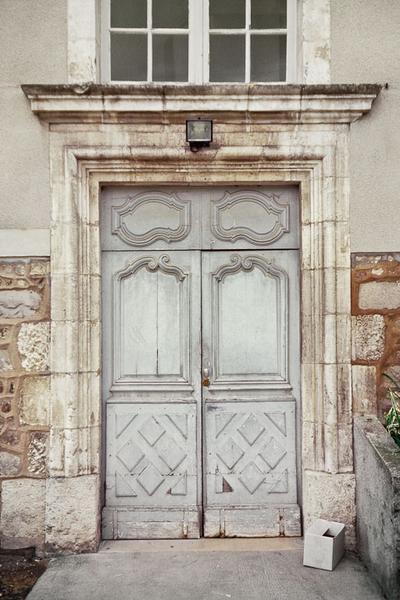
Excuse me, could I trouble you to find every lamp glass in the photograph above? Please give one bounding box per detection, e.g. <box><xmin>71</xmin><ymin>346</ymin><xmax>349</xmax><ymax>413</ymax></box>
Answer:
<box><xmin>186</xmin><ymin>120</ymin><xmax>213</xmax><ymax>143</ymax></box>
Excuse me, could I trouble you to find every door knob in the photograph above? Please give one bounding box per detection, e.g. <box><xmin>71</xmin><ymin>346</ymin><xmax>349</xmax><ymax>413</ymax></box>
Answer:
<box><xmin>202</xmin><ymin>364</ymin><xmax>211</xmax><ymax>387</ymax></box>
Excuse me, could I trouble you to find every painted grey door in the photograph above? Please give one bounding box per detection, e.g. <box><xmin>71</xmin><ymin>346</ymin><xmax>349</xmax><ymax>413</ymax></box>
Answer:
<box><xmin>101</xmin><ymin>186</ymin><xmax>300</xmax><ymax>539</ymax></box>
<box><xmin>202</xmin><ymin>251</ymin><xmax>300</xmax><ymax>537</ymax></box>
<box><xmin>102</xmin><ymin>250</ymin><xmax>202</xmax><ymax>538</ymax></box>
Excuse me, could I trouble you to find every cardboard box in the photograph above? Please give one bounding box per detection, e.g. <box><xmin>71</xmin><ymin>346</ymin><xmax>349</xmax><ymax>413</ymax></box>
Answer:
<box><xmin>303</xmin><ymin>519</ymin><xmax>346</xmax><ymax>571</ymax></box>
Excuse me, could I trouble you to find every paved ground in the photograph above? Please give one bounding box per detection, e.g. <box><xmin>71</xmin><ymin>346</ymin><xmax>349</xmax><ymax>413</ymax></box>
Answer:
<box><xmin>27</xmin><ymin>539</ymin><xmax>384</xmax><ymax>600</ymax></box>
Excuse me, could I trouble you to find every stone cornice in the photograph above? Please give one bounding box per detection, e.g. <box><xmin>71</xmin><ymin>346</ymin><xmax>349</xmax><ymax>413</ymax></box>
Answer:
<box><xmin>22</xmin><ymin>83</ymin><xmax>382</xmax><ymax>125</ymax></box>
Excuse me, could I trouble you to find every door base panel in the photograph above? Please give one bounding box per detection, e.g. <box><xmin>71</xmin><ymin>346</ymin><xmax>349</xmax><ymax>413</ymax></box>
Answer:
<box><xmin>102</xmin><ymin>507</ymin><xmax>201</xmax><ymax>540</ymax></box>
<box><xmin>204</xmin><ymin>505</ymin><xmax>301</xmax><ymax>538</ymax></box>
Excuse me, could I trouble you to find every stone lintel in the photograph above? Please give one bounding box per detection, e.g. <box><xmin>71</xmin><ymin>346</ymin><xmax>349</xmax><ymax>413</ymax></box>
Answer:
<box><xmin>21</xmin><ymin>83</ymin><xmax>382</xmax><ymax>125</ymax></box>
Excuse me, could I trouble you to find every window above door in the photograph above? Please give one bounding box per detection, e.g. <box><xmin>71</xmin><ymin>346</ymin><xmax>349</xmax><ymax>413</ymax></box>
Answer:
<box><xmin>101</xmin><ymin>0</ymin><xmax>297</xmax><ymax>83</ymax></box>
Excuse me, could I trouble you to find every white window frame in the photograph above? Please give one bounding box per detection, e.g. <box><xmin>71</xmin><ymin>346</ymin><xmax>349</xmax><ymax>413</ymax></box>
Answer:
<box><xmin>101</xmin><ymin>0</ymin><xmax>297</xmax><ymax>84</ymax></box>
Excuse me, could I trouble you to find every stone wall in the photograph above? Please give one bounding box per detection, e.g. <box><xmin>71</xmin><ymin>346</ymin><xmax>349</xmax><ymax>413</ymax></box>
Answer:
<box><xmin>352</xmin><ymin>254</ymin><xmax>400</xmax><ymax>417</ymax></box>
<box><xmin>354</xmin><ymin>416</ymin><xmax>400</xmax><ymax>600</ymax></box>
<box><xmin>0</xmin><ymin>258</ymin><xmax>50</xmax><ymax>552</ymax></box>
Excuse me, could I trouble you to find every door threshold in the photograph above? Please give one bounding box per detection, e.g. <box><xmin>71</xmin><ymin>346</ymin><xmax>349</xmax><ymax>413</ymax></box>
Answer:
<box><xmin>99</xmin><ymin>537</ymin><xmax>303</xmax><ymax>553</ymax></box>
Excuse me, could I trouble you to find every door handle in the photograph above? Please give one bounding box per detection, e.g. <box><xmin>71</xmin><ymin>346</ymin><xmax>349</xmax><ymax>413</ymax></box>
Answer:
<box><xmin>202</xmin><ymin>363</ymin><xmax>211</xmax><ymax>387</ymax></box>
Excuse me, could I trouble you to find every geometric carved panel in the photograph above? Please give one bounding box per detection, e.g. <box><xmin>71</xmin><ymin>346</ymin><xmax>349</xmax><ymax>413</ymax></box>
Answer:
<box><xmin>205</xmin><ymin>402</ymin><xmax>297</xmax><ymax>506</ymax></box>
<box><xmin>107</xmin><ymin>404</ymin><xmax>197</xmax><ymax>507</ymax></box>
<box><xmin>211</xmin><ymin>190</ymin><xmax>290</xmax><ymax>246</ymax></box>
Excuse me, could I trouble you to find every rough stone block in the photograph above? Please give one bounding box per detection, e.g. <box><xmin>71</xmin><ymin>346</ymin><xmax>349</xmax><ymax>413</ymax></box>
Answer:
<box><xmin>352</xmin><ymin>365</ymin><xmax>377</xmax><ymax>415</ymax></box>
<box><xmin>17</xmin><ymin>322</ymin><xmax>50</xmax><ymax>371</ymax></box>
<box><xmin>359</xmin><ymin>281</ymin><xmax>400</xmax><ymax>310</ymax></box>
<box><xmin>20</xmin><ymin>375</ymin><xmax>49</xmax><ymax>426</ymax></box>
<box><xmin>303</xmin><ymin>470</ymin><xmax>356</xmax><ymax>550</ymax></box>
<box><xmin>0</xmin><ymin>349</ymin><xmax>12</xmax><ymax>372</ymax></box>
<box><xmin>0</xmin><ymin>290</ymin><xmax>41</xmax><ymax>318</ymax></box>
<box><xmin>0</xmin><ymin>450</ymin><xmax>21</xmax><ymax>476</ymax></box>
<box><xmin>45</xmin><ymin>475</ymin><xmax>100</xmax><ymax>554</ymax></box>
<box><xmin>352</xmin><ymin>314</ymin><xmax>385</xmax><ymax>361</ymax></box>
<box><xmin>0</xmin><ymin>479</ymin><xmax>45</xmax><ymax>550</ymax></box>
<box><xmin>0</xmin><ymin>325</ymin><xmax>13</xmax><ymax>344</ymax></box>
<box><xmin>27</xmin><ymin>432</ymin><xmax>48</xmax><ymax>477</ymax></box>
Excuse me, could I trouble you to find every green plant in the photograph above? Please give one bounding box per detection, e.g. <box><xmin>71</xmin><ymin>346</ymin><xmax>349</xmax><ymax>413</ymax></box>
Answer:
<box><xmin>383</xmin><ymin>373</ymin><xmax>400</xmax><ymax>448</ymax></box>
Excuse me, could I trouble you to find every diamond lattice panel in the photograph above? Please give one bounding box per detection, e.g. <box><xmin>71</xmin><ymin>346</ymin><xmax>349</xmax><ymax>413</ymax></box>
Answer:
<box><xmin>205</xmin><ymin>401</ymin><xmax>297</xmax><ymax>506</ymax></box>
<box><xmin>106</xmin><ymin>404</ymin><xmax>197</xmax><ymax>507</ymax></box>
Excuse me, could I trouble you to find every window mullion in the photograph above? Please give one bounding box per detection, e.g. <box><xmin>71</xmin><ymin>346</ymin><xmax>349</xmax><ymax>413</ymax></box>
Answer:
<box><xmin>245</xmin><ymin>0</ymin><xmax>251</xmax><ymax>83</ymax></box>
<box><xmin>286</xmin><ymin>0</ymin><xmax>297</xmax><ymax>82</ymax></box>
<box><xmin>203</xmin><ymin>0</ymin><xmax>209</xmax><ymax>84</ymax></box>
<box><xmin>189</xmin><ymin>0</ymin><xmax>204</xmax><ymax>83</ymax></box>
<box><xmin>147</xmin><ymin>0</ymin><xmax>152</xmax><ymax>82</ymax></box>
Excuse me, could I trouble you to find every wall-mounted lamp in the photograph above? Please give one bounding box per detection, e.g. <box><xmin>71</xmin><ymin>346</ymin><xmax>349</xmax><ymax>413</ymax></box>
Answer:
<box><xmin>186</xmin><ymin>119</ymin><xmax>213</xmax><ymax>152</ymax></box>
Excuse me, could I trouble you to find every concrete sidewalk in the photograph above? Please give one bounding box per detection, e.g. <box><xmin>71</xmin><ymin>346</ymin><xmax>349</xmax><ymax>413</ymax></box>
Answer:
<box><xmin>27</xmin><ymin>539</ymin><xmax>384</xmax><ymax>600</ymax></box>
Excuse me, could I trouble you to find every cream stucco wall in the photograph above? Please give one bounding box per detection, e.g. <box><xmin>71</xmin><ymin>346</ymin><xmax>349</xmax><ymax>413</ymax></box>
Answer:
<box><xmin>0</xmin><ymin>0</ymin><xmax>68</xmax><ymax>228</ymax></box>
<box><xmin>1</xmin><ymin>0</ymin><xmax>399</xmax><ymax>249</ymax></box>
<box><xmin>331</xmin><ymin>0</ymin><xmax>400</xmax><ymax>252</ymax></box>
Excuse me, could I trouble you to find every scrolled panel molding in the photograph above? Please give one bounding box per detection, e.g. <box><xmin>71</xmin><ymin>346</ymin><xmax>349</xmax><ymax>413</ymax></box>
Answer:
<box><xmin>211</xmin><ymin>190</ymin><xmax>290</xmax><ymax>246</ymax></box>
<box><xmin>112</xmin><ymin>191</ymin><xmax>191</xmax><ymax>247</ymax></box>
<box><xmin>115</xmin><ymin>254</ymin><xmax>187</xmax><ymax>283</ymax></box>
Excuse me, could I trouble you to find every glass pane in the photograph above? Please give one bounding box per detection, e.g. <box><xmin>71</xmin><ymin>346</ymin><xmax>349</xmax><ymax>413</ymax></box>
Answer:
<box><xmin>153</xmin><ymin>34</ymin><xmax>188</xmax><ymax>81</ymax></box>
<box><xmin>251</xmin><ymin>0</ymin><xmax>287</xmax><ymax>29</ymax></box>
<box><xmin>111</xmin><ymin>33</ymin><xmax>147</xmax><ymax>81</ymax></box>
<box><xmin>251</xmin><ymin>34</ymin><xmax>286</xmax><ymax>81</ymax></box>
<box><xmin>209</xmin><ymin>35</ymin><xmax>245</xmax><ymax>82</ymax></box>
<box><xmin>111</xmin><ymin>0</ymin><xmax>147</xmax><ymax>28</ymax></box>
<box><xmin>153</xmin><ymin>0</ymin><xmax>188</xmax><ymax>28</ymax></box>
<box><xmin>210</xmin><ymin>0</ymin><xmax>245</xmax><ymax>28</ymax></box>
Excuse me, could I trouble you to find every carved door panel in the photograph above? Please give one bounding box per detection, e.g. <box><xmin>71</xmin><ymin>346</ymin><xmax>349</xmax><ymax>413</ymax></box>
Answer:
<box><xmin>102</xmin><ymin>251</ymin><xmax>202</xmax><ymax>539</ymax></box>
<box><xmin>201</xmin><ymin>251</ymin><xmax>301</xmax><ymax>537</ymax></box>
<box><xmin>202</xmin><ymin>187</ymin><xmax>300</xmax><ymax>250</ymax></box>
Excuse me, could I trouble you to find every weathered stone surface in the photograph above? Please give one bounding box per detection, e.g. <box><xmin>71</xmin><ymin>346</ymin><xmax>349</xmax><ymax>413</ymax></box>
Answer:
<box><xmin>0</xmin><ymin>428</ymin><xmax>21</xmax><ymax>449</ymax></box>
<box><xmin>0</xmin><ymin>479</ymin><xmax>45</xmax><ymax>550</ymax></box>
<box><xmin>0</xmin><ymin>289</ymin><xmax>41</xmax><ymax>318</ymax></box>
<box><xmin>359</xmin><ymin>281</ymin><xmax>400</xmax><ymax>310</ymax></box>
<box><xmin>17</xmin><ymin>322</ymin><xmax>50</xmax><ymax>371</ymax></box>
<box><xmin>352</xmin><ymin>314</ymin><xmax>385</xmax><ymax>361</ymax></box>
<box><xmin>27</xmin><ymin>432</ymin><xmax>48</xmax><ymax>477</ymax></box>
<box><xmin>20</xmin><ymin>375</ymin><xmax>49</xmax><ymax>426</ymax></box>
<box><xmin>354</xmin><ymin>416</ymin><xmax>400</xmax><ymax>600</ymax></box>
<box><xmin>45</xmin><ymin>475</ymin><xmax>100</xmax><ymax>553</ymax></box>
<box><xmin>0</xmin><ymin>450</ymin><xmax>21</xmax><ymax>476</ymax></box>
<box><xmin>352</xmin><ymin>365</ymin><xmax>377</xmax><ymax>415</ymax></box>
<box><xmin>0</xmin><ymin>349</ymin><xmax>12</xmax><ymax>372</ymax></box>
<box><xmin>0</xmin><ymin>326</ymin><xmax>12</xmax><ymax>343</ymax></box>
<box><xmin>303</xmin><ymin>470</ymin><xmax>356</xmax><ymax>550</ymax></box>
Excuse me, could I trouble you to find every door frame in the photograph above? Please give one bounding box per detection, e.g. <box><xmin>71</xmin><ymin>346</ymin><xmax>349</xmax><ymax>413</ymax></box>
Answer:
<box><xmin>45</xmin><ymin>139</ymin><xmax>354</xmax><ymax>550</ymax></box>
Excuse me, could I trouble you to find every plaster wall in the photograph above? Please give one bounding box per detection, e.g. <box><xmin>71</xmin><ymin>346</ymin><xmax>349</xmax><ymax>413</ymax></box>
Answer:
<box><xmin>0</xmin><ymin>0</ymin><xmax>68</xmax><ymax>229</ymax></box>
<box><xmin>331</xmin><ymin>0</ymin><xmax>400</xmax><ymax>252</ymax></box>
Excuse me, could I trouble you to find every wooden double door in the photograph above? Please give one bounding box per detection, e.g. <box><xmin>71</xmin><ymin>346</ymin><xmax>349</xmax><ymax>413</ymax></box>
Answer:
<box><xmin>101</xmin><ymin>186</ymin><xmax>301</xmax><ymax>539</ymax></box>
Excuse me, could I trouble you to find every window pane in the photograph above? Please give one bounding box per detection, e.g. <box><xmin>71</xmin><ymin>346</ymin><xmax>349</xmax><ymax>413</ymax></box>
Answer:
<box><xmin>111</xmin><ymin>0</ymin><xmax>147</xmax><ymax>28</ymax></box>
<box><xmin>153</xmin><ymin>0</ymin><xmax>188</xmax><ymax>28</ymax></box>
<box><xmin>210</xmin><ymin>0</ymin><xmax>245</xmax><ymax>29</ymax></box>
<box><xmin>111</xmin><ymin>33</ymin><xmax>147</xmax><ymax>80</ymax></box>
<box><xmin>209</xmin><ymin>35</ymin><xmax>245</xmax><ymax>82</ymax></box>
<box><xmin>153</xmin><ymin>34</ymin><xmax>188</xmax><ymax>81</ymax></box>
<box><xmin>251</xmin><ymin>34</ymin><xmax>286</xmax><ymax>81</ymax></box>
<box><xmin>251</xmin><ymin>0</ymin><xmax>287</xmax><ymax>29</ymax></box>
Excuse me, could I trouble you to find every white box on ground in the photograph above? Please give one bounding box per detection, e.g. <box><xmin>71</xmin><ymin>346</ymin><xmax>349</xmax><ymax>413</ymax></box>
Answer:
<box><xmin>303</xmin><ymin>519</ymin><xmax>346</xmax><ymax>571</ymax></box>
